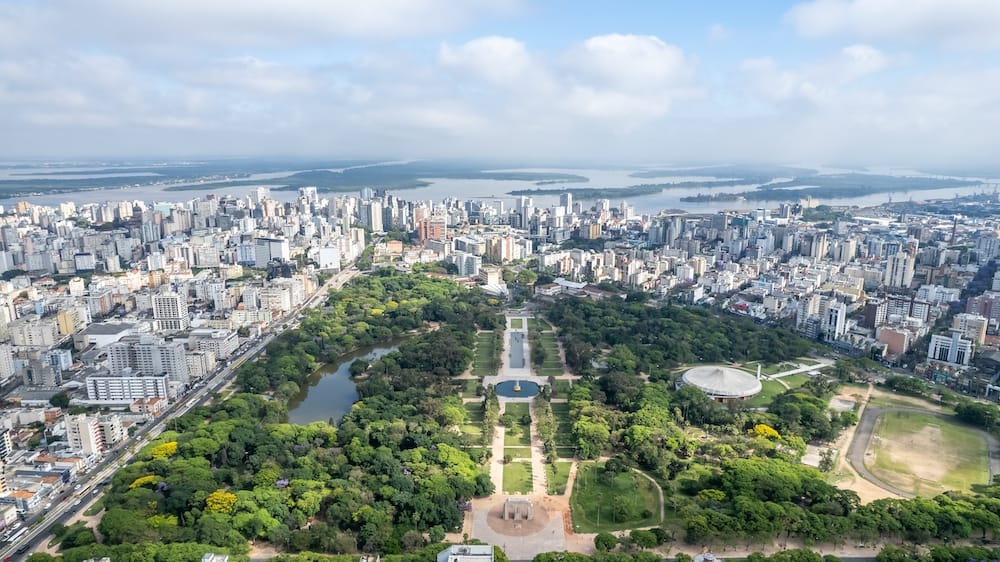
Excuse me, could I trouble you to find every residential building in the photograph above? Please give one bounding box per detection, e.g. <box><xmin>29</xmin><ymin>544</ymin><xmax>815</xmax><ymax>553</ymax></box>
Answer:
<box><xmin>85</xmin><ymin>373</ymin><xmax>171</xmax><ymax>403</ymax></box>
<box><xmin>927</xmin><ymin>330</ymin><xmax>974</xmax><ymax>367</ymax></box>
<box><xmin>66</xmin><ymin>415</ymin><xmax>105</xmax><ymax>455</ymax></box>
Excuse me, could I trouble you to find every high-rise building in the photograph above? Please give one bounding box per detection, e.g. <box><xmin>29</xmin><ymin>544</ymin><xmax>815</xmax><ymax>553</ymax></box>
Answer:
<box><xmin>108</xmin><ymin>336</ymin><xmax>190</xmax><ymax>385</ymax></box>
<box><xmin>66</xmin><ymin>414</ymin><xmax>106</xmax><ymax>455</ymax></box>
<box><xmin>883</xmin><ymin>252</ymin><xmax>915</xmax><ymax>289</ymax></box>
<box><xmin>152</xmin><ymin>293</ymin><xmax>189</xmax><ymax>332</ymax></box>
<box><xmin>85</xmin><ymin>373</ymin><xmax>170</xmax><ymax>403</ymax></box>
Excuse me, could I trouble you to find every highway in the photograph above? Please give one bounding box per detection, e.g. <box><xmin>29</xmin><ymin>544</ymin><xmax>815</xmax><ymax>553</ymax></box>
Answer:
<box><xmin>2</xmin><ymin>266</ymin><xmax>361</xmax><ymax>561</ymax></box>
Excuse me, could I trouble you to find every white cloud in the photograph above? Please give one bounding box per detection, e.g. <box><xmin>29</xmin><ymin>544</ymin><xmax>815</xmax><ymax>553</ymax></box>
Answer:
<box><xmin>786</xmin><ymin>0</ymin><xmax>1000</xmax><ymax>49</ymax></box>
<box><xmin>739</xmin><ymin>44</ymin><xmax>890</xmax><ymax>107</ymax></box>
<box><xmin>439</xmin><ymin>36</ymin><xmax>541</xmax><ymax>86</ymax></box>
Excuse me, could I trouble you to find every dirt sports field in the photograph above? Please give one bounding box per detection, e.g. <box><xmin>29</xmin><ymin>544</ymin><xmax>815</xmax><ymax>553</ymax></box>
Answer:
<box><xmin>867</xmin><ymin>409</ymin><xmax>989</xmax><ymax>497</ymax></box>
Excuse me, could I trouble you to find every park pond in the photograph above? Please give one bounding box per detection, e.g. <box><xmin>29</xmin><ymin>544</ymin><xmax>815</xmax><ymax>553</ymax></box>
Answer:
<box><xmin>285</xmin><ymin>342</ymin><xmax>400</xmax><ymax>424</ymax></box>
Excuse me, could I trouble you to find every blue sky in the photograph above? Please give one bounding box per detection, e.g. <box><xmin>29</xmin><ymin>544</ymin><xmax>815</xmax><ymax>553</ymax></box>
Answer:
<box><xmin>2</xmin><ymin>0</ymin><xmax>1000</xmax><ymax>167</ymax></box>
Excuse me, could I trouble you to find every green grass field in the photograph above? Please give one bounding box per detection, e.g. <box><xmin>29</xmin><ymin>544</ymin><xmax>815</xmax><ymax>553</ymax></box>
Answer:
<box><xmin>747</xmin><ymin>373</ymin><xmax>814</xmax><ymax>407</ymax></box>
<box><xmin>472</xmin><ymin>331</ymin><xmax>500</xmax><ymax>377</ymax></box>
<box><xmin>465</xmin><ymin>403</ymin><xmax>484</xmax><ymax>421</ymax></box>
<box><xmin>506</xmin><ymin>402</ymin><xmax>529</xmax><ymax>417</ymax></box>
<box><xmin>551</xmin><ymin>402</ymin><xmax>570</xmax><ymax>418</ymax></box>
<box><xmin>510</xmin><ymin>318</ymin><xmax>524</xmax><ymax>329</ymax></box>
<box><xmin>504</xmin><ymin>425</ymin><xmax>532</xmax><ymax>446</ymax></box>
<box><xmin>747</xmin><ymin>380</ymin><xmax>787</xmax><ymax>408</ymax></box>
<box><xmin>570</xmin><ymin>463</ymin><xmax>661</xmax><ymax>532</ymax></box>
<box><xmin>459</xmin><ymin>379</ymin><xmax>480</xmax><ymax>398</ymax></box>
<box><xmin>868</xmin><ymin>411</ymin><xmax>989</xmax><ymax>496</ymax></box>
<box><xmin>547</xmin><ymin>462</ymin><xmax>572</xmax><ymax>494</ymax></box>
<box><xmin>529</xmin><ymin>318</ymin><xmax>551</xmax><ymax>331</ymax></box>
<box><xmin>503</xmin><ymin>402</ymin><xmax>532</xmax><ymax>446</ymax></box>
<box><xmin>504</xmin><ymin>447</ymin><xmax>531</xmax><ymax>460</ymax></box>
<box><xmin>503</xmin><ymin>461</ymin><xmax>533</xmax><ymax>494</ymax></box>
<box><xmin>551</xmin><ymin>380</ymin><xmax>572</xmax><ymax>397</ymax></box>
<box><xmin>556</xmin><ymin>447</ymin><xmax>576</xmax><ymax>459</ymax></box>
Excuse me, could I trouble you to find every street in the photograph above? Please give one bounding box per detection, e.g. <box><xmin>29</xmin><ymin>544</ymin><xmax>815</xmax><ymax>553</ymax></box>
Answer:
<box><xmin>2</xmin><ymin>267</ymin><xmax>360</xmax><ymax>561</ymax></box>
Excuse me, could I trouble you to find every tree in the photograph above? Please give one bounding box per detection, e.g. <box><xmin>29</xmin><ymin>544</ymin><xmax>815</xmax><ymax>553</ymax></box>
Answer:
<box><xmin>630</xmin><ymin>529</ymin><xmax>658</xmax><ymax>549</ymax></box>
<box><xmin>49</xmin><ymin>391</ymin><xmax>71</xmax><ymax>408</ymax></box>
<box><xmin>594</xmin><ymin>532</ymin><xmax>618</xmax><ymax>552</ymax></box>
<box><xmin>205</xmin><ymin>489</ymin><xmax>238</xmax><ymax>514</ymax></box>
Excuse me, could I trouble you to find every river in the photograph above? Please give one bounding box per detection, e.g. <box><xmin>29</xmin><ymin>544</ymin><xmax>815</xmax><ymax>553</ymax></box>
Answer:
<box><xmin>0</xmin><ymin>165</ymin><xmax>994</xmax><ymax>215</ymax></box>
<box><xmin>285</xmin><ymin>343</ymin><xmax>399</xmax><ymax>424</ymax></box>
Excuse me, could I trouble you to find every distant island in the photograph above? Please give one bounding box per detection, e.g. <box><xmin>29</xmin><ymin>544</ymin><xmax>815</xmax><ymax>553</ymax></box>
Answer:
<box><xmin>680</xmin><ymin>173</ymin><xmax>980</xmax><ymax>203</ymax></box>
<box><xmin>508</xmin><ymin>183</ymin><xmax>666</xmax><ymax>198</ymax></box>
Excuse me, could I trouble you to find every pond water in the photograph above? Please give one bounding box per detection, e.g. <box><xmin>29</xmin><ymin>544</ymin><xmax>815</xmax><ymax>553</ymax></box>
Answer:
<box><xmin>495</xmin><ymin>380</ymin><xmax>540</xmax><ymax>398</ymax></box>
<box><xmin>285</xmin><ymin>343</ymin><xmax>399</xmax><ymax>424</ymax></box>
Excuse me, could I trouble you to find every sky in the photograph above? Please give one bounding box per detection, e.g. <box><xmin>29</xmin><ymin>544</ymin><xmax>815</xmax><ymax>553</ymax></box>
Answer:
<box><xmin>2</xmin><ymin>0</ymin><xmax>1000</xmax><ymax>168</ymax></box>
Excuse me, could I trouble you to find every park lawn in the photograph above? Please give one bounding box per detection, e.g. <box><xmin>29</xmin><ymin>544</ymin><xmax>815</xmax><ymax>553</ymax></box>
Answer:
<box><xmin>744</xmin><ymin>361</ymin><xmax>784</xmax><ymax>376</ymax></box>
<box><xmin>869</xmin><ymin>411</ymin><xmax>989</xmax><ymax>496</ymax></box>
<box><xmin>465</xmin><ymin>403</ymin><xmax>484</xmax><ymax>420</ymax></box>
<box><xmin>556</xmin><ymin>447</ymin><xmax>576</xmax><ymax>459</ymax></box>
<box><xmin>551</xmin><ymin>402</ymin><xmax>571</xmax><ymax>419</ymax></box>
<box><xmin>746</xmin><ymin>380</ymin><xmax>788</xmax><ymax>408</ymax></box>
<box><xmin>551</xmin><ymin>380</ymin><xmax>572</xmax><ymax>397</ymax></box>
<box><xmin>538</xmin><ymin>367</ymin><xmax>564</xmax><ymax>377</ymax></box>
<box><xmin>555</xmin><ymin>425</ymin><xmax>575</xmax><ymax>446</ymax></box>
<box><xmin>504</xmin><ymin>426</ymin><xmax>532</xmax><ymax>446</ymax></box>
<box><xmin>780</xmin><ymin>373</ymin><xmax>812</xmax><ymax>388</ymax></box>
<box><xmin>570</xmin><ymin>462</ymin><xmax>661</xmax><ymax>533</ymax></box>
<box><xmin>510</xmin><ymin>318</ymin><xmax>524</xmax><ymax>329</ymax></box>
<box><xmin>460</xmin><ymin>379</ymin><xmax>479</xmax><ymax>398</ymax></box>
<box><xmin>503</xmin><ymin>462</ymin><xmax>533</xmax><ymax>494</ymax></box>
<box><xmin>461</xmin><ymin>423</ymin><xmax>482</xmax><ymax>437</ymax></box>
<box><xmin>529</xmin><ymin>318</ymin><xmax>551</xmax><ymax>331</ymax></box>
<box><xmin>505</xmin><ymin>403</ymin><xmax>529</xmax><ymax>418</ymax></box>
<box><xmin>547</xmin><ymin>461</ymin><xmax>573</xmax><ymax>494</ymax></box>
<box><xmin>504</xmin><ymin>447</ymin><xmax>531</xmax><ymax>460</ymax></box>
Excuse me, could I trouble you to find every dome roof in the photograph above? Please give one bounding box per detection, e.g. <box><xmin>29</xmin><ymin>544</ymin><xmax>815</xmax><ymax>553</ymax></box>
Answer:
<box><xmin>682</xmin><ymin>365</ymin><xmax>762</xmax><ymax>398</ymax></box>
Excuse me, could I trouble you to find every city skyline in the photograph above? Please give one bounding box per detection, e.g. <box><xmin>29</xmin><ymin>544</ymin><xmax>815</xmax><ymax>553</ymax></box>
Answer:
<box><xmin>3</xmin><ymin>1</ymin><xmax>1000</xmax><ymax>168</ymax></box>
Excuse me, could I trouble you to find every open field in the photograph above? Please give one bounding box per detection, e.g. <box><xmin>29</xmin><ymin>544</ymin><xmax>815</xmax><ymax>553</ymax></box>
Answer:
<box><xmin>510</xmin><ymin>318</ymin><xmax>524</xmax><ymax>329</ymax></box>
<box><xmin>867</xmin><ymin>411</ymin><xmax>989</xmax><ymax>496</ymax></box>
<box><xmin>547</xmin><ymin>461</ymin><xmax>573</xmax><ymax>494</ymax></box>
<box><xmin>504</xmin><ymin>447</ymin><xmax>531</xmax><ymax>460</ymax></box>
<box><xmin>747</xmin><ymin>380</ymin><xmax>787</xmax><ymax>408</ymax></box>
<box><xmin>529</xmin><ymin>318</ymin><xmax>551</xmax><ymax>331</ymax></box>
<box><xmin>472</xmin><ymin>331</ymin><xmax>500</xmax><ymax>377</ymax></box>
<box><xmin>459</xmin><ymin>379</ymin><xmax>480</xmax><ymax>398</ymax></box>
<box><xmin>551</xmin><ymin>402</ymin><xmax>575</xmax><ymax>448</ymax></box>
<box><xmin>570</xmin><ymin>462</ymin><xmax>661</xmax><ymax>532</ymax></box>
<box><xmin>533</xmin><ymin>331</ymin><xmax>564</xmax><ymax>376</ymax></box>
<box><xmin>780</xmin><ymin>373</ymin><xmax>812</xmax><ymax>387</ymax></box>
<box><xmin>556</xmin><ymin>447</ymin><xmax>576</xmax><ymax>459</ymax></box>
<box><xmin>503</xmin><ymin>403</ymin><xmax>532</xmax><ymax>446</ymax></box>
<box><xmin>503</xmin><ymin>462</ymin><xmax>533</xmax><ymax>494</ymax></box>
<box><xmin>747</xmin><ymin>373</ymin><xmax>814</xmax><ymax>407</ymax></box>
<box><xmin>551</xmin><ymin>379</ymin><xmax>573</xmax><ymax>397</ymax></box>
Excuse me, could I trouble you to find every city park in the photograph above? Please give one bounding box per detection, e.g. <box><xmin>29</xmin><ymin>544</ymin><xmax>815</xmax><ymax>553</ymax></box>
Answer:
<box><xmin>449</xmin><ymin>311</ymin><xmax>998</xmax><ymax>559</ymax></box>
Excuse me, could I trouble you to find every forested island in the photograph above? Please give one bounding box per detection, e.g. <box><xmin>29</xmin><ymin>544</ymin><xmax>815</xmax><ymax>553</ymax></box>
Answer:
<box><xmin>680</xmin><ymin>174</ymin><xmax>979</xmax><ymax>203</ymax></box>
<box><xmin>507</xmin><ymin>184</ymin><xmax>667</xmax><ymax>199</ymax></box>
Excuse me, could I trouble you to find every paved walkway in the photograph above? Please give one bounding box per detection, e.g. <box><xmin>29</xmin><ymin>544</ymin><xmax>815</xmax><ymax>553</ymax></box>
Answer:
<box><xmin>528</xmin><ymin>399</ymin><xmax>548</xmax><ymax>495</ymax></box>
<box><xmin>768</xmin><ymin>359</ymin><xmax>834</xmax><ymax>380</ymax></box>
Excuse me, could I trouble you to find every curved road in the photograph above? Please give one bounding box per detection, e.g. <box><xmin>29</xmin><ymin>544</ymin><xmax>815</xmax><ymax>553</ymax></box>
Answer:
<box><xmin>848</xmin><ymin>405</ymin><xmax>1000</xmax><ymax>499</ymax></box>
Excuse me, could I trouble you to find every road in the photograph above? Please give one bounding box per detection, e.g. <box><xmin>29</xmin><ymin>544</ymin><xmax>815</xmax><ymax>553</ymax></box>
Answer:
<box><xmin>3</xmin><ymin>267</ymin><xmax>361</xmax><ymax>561</ymax></box>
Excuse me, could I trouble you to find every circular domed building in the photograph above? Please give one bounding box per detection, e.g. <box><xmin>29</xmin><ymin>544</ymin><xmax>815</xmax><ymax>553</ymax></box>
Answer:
<box><xmin>678</xmin><ymin>365</ymin><xmax>762</xmax><ymax>402</ymax></box>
